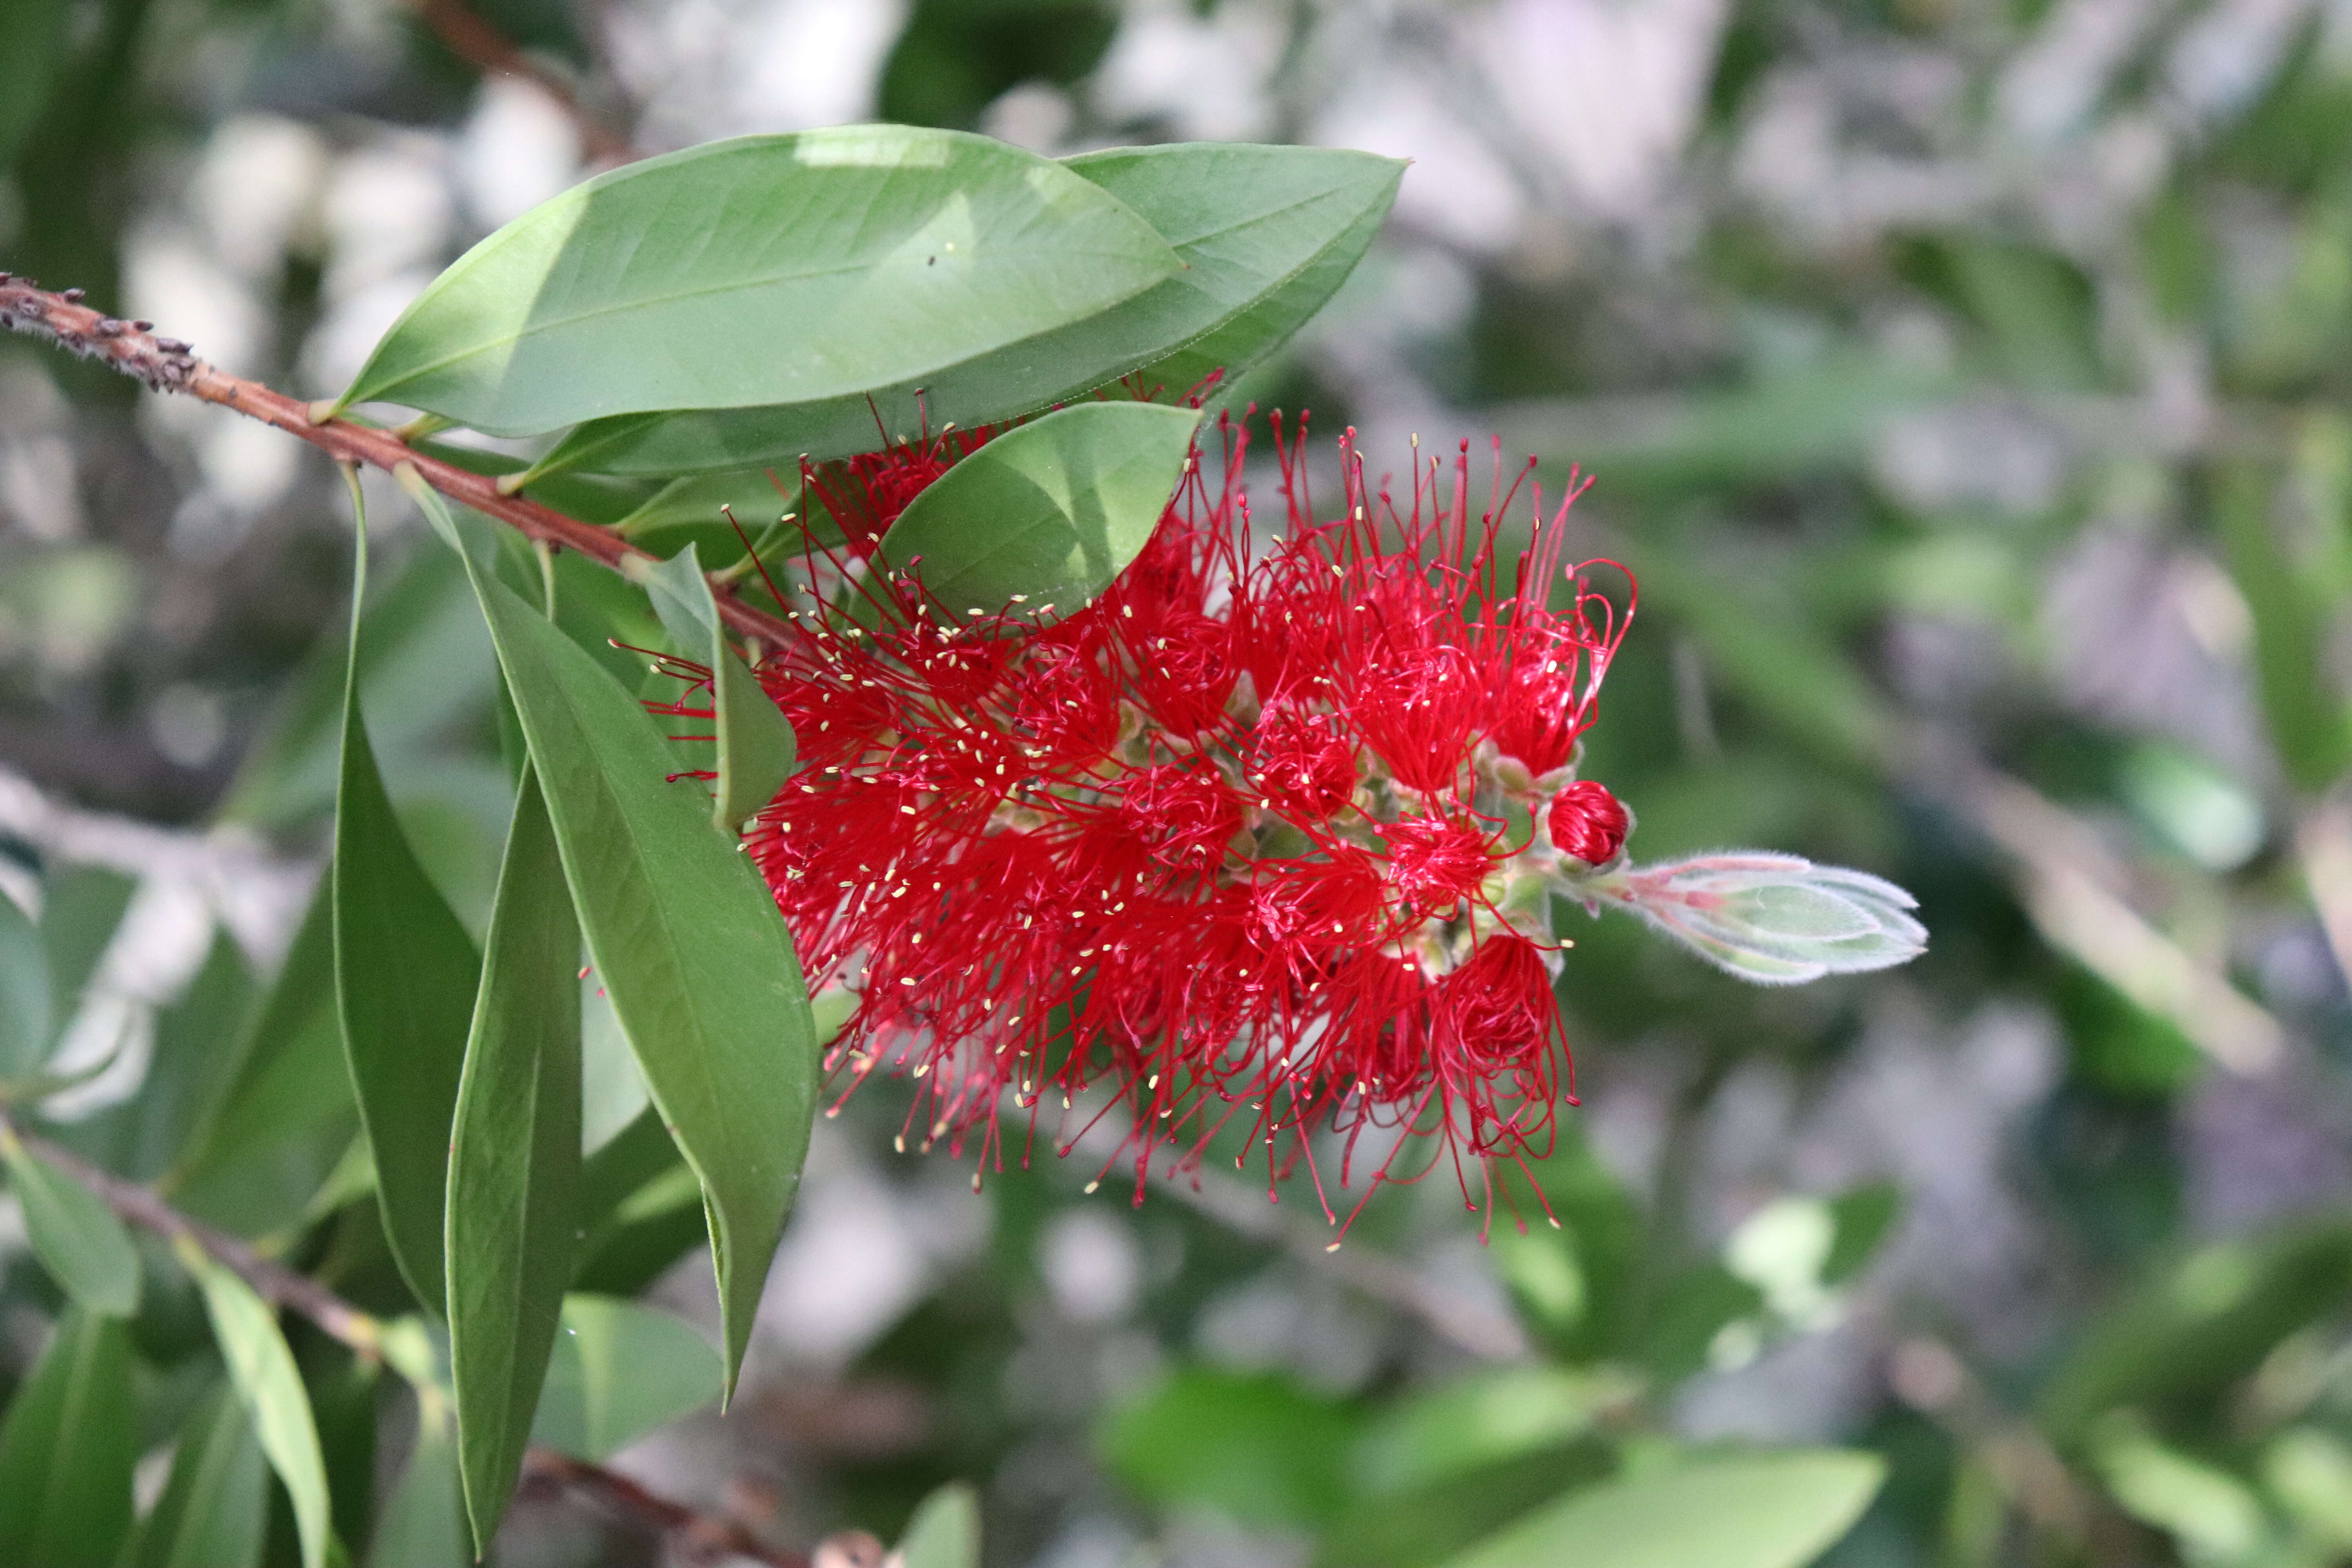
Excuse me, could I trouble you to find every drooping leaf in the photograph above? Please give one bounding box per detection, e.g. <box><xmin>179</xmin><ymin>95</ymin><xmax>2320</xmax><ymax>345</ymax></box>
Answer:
<box><xmin>334</xmin><ymin>514</ymin><xmax>479</xmax><ymax>1311</ymax></box>
<box><xmin>0</xmin><ymin>1133</ymin><xmax>139</xmax><ymax>1315</ymax></box>
<box><xmin>537</xmin><ymin>143</ymin><xmax>1400</xmax><ymax>476</ymax></box>
<box><xmin>528</xmin><ymin>1295</ymin><xmax>724</xmax><ymax>1460</ymax></box>
<box><xmin>195</xmin><ymin>1260</ymin><xmax>333</xmax><ymax>1568</ymax></box>
<box><xmin>408</xmin><ymin>477</ymin><xmax>815</xmax><ymax>1395</ymax></box>
<box><xmin>896</xmin><ymin>1483</ymin><xmax>982</xmax><ymax>1568</ymax></box>
<box><xmin>1439</xmin><ymin>1452</ymin><xmax>1885</xmax><ymax>1568</ymax></box>
<box><xmin>0</xmin><ymin>1308</ymin><xmax>135</xmax><ymax>1568</ymax></box>
<box><xmin>126</xmin><ymin>1386</ymin><xmax>269</xmax><ymax>1568</ymax></box>
<box><xmin>878</xmin><ymin>401</ymin><xmax>1200</xmax><ymax>622</ymax></box>
<box><xmin>635</xmin><ymin>543</ymin><xmax>797</xmax><ymax>831</ymax></box>
<box><xmin>369</xmin><ymin>1398</ymin><xmax>470</xmax><ymax>1568</ymax></box>
<box><xmin>337</xmin><ymin>126</ymin><xmax>1182</xmax><ymax>435</ymax></box>
<box><xmin>445</xmin><ymin>764</ymin><xmax>582</xmax><ymax>1551</ymax></box>
<box><xmin>0</xmin><ymin>891</ymin><xmax>52</xmax><ymax>1082</ymax></box>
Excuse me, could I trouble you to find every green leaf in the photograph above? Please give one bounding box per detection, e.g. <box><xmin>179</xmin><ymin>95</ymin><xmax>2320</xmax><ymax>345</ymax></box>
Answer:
<box><xmin>1440</xmin><ymin>1452</ymin><xmax>1885</xmax><ymax>1568</ymax></box>
<box><xmin>413</xmin><ymin>479</ymin><xmax>815</xmax><ymax>1395</ymax></box>
<box><xmin>168</xmin><ymin>887</ymin><xmax>360</xmax><ymax>1237</ymax></box>
<box><xmin>338</xmin><ymin>126</ymin><xmax>1182</xmax><ymax>435</ymax></box>
<box><xmin>0</xmin><ymin>1133</ymin><xmax>139</xmax><ymax>1316</ymax></box>
<box><xmin>0</xmin><ymin>0</ymin><xmax>69</xmax><ymax>166</ymax></box>
<box><xmin>445</xmin><ymin>764</ymin><xmax>582</xmax><ymax>1551</ymax></box>
<box><xmin>0</xmin><ymin>891</ymin><xmax>51</xmax><ymax>1082</ymax></box>
<box><xmin>1352</xmin><ymin>1368</ymin><xmax>1626</xmax><ymax>1496</ymax></box>
<box><xmin>611</xmin><ymin>468</ymin><xmax>812</xmax><ymax>556</ymax></box>
<box><xmin>878</xmin><ymin>401</ymin><xmax>1200</xmax><ymax>622</ymax></box>
<box><xmin>1073</xmin><ymin>143</ymin><xmax>1401</xmax><ymax>405</ymax></box>
<box><xmin>1101</xmin><ymin>1368</ymin><xmax>1357</xmax><ymax>1528</ymax></box>
<box><xmin>0</xmin><ymin>1308</ymin><xmax>135</xmax><ymax>1568</ymax></box>
<box><xmin>2217</xmin><ymin>463</ymin><xmax>2352</xmax><ymax>794</ymax></box>
<box><xmin>635</xmin><ymin>543</ymin><xmax>798</xmax><ymax>830</ymax></box>
<box><xmin>897</xmin><ymin>1483</ymin><xmax>982</xmax><ymax>1568</ymax></box>
<box><xmin>2040</xmin><ymin>1220</ymin><xmax>2352</xmax><ymax>1440</ymax></box>
<box><xmin>36</xmin><ymin>867</ymin><xmax>133</xmax><ymax>1031</ymax></box>
<box><xmin>55</xmin><ymin>933</ymin><xmax>253</xmax><ymax>1181</ymax></box>
<box><xmin>334</xmin><ymin>517</ymin><xmax>480</xmax><ymax>1311</ymax></box>
<box><xmin>1821</xmin><ymin>1182</ymin><xmax>1903</xmax><ymax>1287</ymax></box>
<box><xmin>571</xmin><ymin>1109</ymin><xmax>706</xmax><ymax>1296</ymax></box>
<box><xmin>369</xmin><ymin>1399</ymin><xmax>469</xmax><ymax>1568</ymax></box>
<box><xmin>195</xmin><ymin>1260</ymin><xmax>333</xmax><ymax>1568</ymax></box>
<box><xmin>539</xmin><ymin>143</ymin><xmax>1400</xmax><ymax>476</ymax></box>
<box><xmin>529</xmin><ymin>1295</ymin><xmax>723</xmax><ymax>1460</ymax></box>
<box><xmin>222</xmin><ymin>541</ymin><xmax>500</xmax><ymax>832</ymax></box>
<box><xmin>126</xmin><ymin>1387</ymin><xmax>269</xmax><ymax>1568</ymax></box>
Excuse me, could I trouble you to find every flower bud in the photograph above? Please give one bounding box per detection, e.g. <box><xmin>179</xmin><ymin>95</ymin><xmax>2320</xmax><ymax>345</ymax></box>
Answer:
<box><xmin>1548</xmin><ymin>780</ymin><xmax>1629</xmax><ymax>864</ymax></box>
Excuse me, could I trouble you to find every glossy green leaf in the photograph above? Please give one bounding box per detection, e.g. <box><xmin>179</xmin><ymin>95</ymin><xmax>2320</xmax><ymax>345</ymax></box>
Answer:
<box><xmin>0</xmin><ymin>891</ymin><xmax>51</xmax><ymax>1081</ymax></box>
<box><xmin>411</xmin><ymin>480</ymin><xmax>815</xmax><ymax>1394</ymax></box>
<box><xmin>0</xmin><ymin>1308</ymin><xmax>135</xmax><ymax>1568</ymax></box>
<box><xmin>1101</xmin><ymin>1368</ymin><xmax>1357</xmax><ymax>1528</ymax></box>
<box><xmin>445</xmin><ymin>764</ymin><xmax>582</xmax><ymax>1551</ymax></box>
<box><xmin>338</xmin><ymin>126</ymin><xmax>1181</xmax><ymax>435</ymax></box>
<box><xmin>897</xmin><ymin>1483</ymin><xmax>982</xmax><ymax>1568</ymax></box>
<box><xmin>637</xmin><ymin>543</ymin><xmax>797</xmax><ymax>830</ymax></box>
<box><xmin>334</xmin><ymin>515</ymin><xmax>479</xmax><ymax>1311</ymax></box>
<box><xmin>369</xmin><ymin>1399</ymin><xmax>469</xmax><ymax>1568</ymax></box>
<box><xmin>196</xmin><ymin>1260</ymin><xmax>332</xmax><ymax>1568</ymax></box>
<box><xmin>539</xmin><ymin>143</ymin><xmax>1400</xmax><ymax>476</ymax></box>
<box><xmin>1074</xmin><ymin>143</ymin><xmax>1401</xmax><ymax>405</ymax></box>
<box><xmin>0</xmin><ymin>1132</ymin><xmax>139</xmax><ymax>1315</ymax></box>
<box><xmin>1441</xmin><ymin>1452</ymin><xmax>1885</xmax><ymax>1568</ymax></box>
<box><xmin>127</xmin><ymin>1387</ymin><xmax>268</xmax><ymax>1568</ymax></box>
<box><xmin>878</xmin><ymin>401</ymin><xmax>1200</xmax><ymax>622</ymax></box>
<box><xmin>529</xmin><ymin>1295</ymin><xmax>724</xmax><ymax>1460</ymax></box>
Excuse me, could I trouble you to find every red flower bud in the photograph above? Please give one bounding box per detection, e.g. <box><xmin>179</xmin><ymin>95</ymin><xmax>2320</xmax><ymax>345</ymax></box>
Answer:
<box><xmin>1548</xmin><ymin>780</ymin><xmax>1629</xmax><ymax>864</ymax></box>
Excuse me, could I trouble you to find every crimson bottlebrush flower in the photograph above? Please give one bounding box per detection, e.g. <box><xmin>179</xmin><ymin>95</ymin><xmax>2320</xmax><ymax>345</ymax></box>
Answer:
<box><xmin>720</xmin><ymin>410</ymin><xmax>1637</xmax><ymax>1226</ymax></box>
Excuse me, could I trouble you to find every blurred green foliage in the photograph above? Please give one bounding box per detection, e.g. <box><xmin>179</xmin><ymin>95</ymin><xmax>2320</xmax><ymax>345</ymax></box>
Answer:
<box><xmin>5</xmin><ymin>0</ymin><xmax>2352</xmax><ymax>1563</ymax></box>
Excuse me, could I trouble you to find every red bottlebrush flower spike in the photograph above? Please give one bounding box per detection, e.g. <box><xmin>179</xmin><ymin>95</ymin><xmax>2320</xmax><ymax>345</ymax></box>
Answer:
<box><xmin>735</xmin><ymin>412</ymin><xmax>1638</xmax><ymax>1229</ymax></box>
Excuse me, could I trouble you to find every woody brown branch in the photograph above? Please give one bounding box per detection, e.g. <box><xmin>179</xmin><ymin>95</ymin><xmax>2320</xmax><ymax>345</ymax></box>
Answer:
<box><xmin>0</xmin><ymin>275</ymin><xmax>795</xmax><ymax>647</ymax></box>
<box><xmin>0</xmin><ymin>1107</ymin><xmax>809</xmax><ymax>1568</ymax></box>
